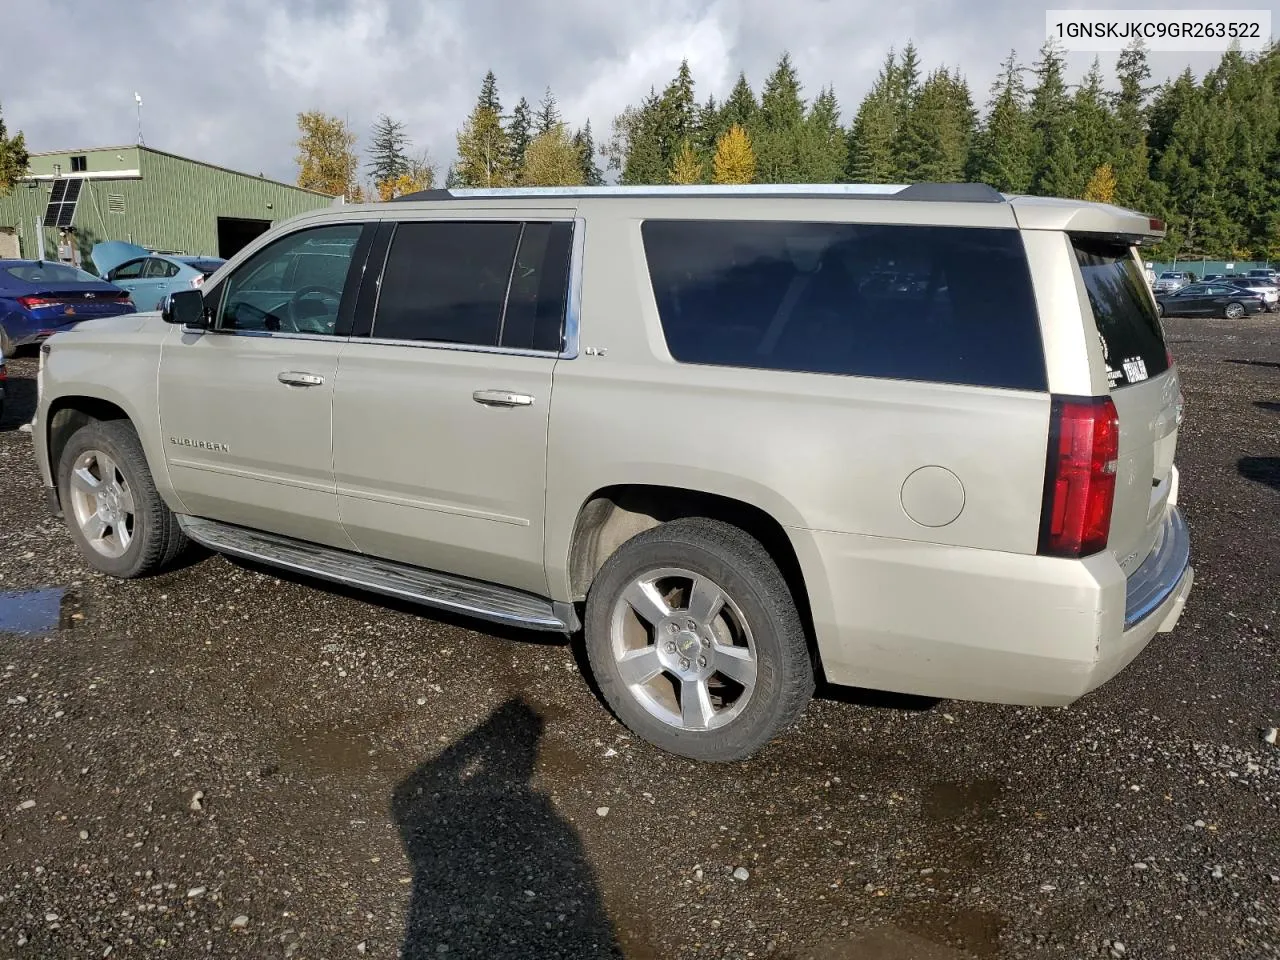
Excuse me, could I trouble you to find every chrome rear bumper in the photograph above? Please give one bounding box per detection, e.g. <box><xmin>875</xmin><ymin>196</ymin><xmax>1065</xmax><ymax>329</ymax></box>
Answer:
<box><xmin>1124</xmin><ymin>506</ymin><xmax>1191</xmax><ymax>630</ymax></box>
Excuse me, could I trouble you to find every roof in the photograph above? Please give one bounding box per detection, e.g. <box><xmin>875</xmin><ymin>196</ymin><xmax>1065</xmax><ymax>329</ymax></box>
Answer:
<box><xmin>25</xmin><ymin>144</ymin><xmax>333</xmax><ymax>198</ymax></box>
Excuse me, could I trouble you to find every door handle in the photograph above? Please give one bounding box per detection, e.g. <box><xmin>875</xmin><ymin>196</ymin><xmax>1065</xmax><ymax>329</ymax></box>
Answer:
<box><xmin>472</xmin><ymin>389</ymin><xmax>534</xmax><ymax>407</ymax></box>
<box><xmin>278</xmin><ymin>371</ymin><xmax>325</xmax><ymax>387</ymax></box>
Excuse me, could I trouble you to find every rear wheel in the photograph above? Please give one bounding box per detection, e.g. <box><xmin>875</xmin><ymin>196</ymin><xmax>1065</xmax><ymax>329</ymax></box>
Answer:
<box><xmin>583</xmin><ymin>518</ymin><xmax>814</xmax><ymax>762</ymax></box>
<box><xmin>1224</xmin><ymin>301</ymin><xmax>1246</xmax><ymax>320</ymax></box>
<box><xmin>1156</xmin><ymin>302</ymin><xmax>1165</xmax><ymax>318</ymax></box>
<box><xmin>0</xmin><ymin>325</ymin><xmax>13</xmax><ymax>359</ymax></box>
<box><xmin>57</xmin><ymin>420</ymin><xmax>189</xmax><ymax>578</ymax></box>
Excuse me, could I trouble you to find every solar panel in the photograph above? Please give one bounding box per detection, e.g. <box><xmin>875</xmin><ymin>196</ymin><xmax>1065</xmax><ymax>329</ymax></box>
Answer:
<box><xmin>42</xmin><ymin>179</ymin><xmax>83</xmax><ymax>228</ymax></box>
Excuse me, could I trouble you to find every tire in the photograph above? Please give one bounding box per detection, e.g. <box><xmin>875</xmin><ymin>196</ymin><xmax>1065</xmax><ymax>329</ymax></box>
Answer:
<box><xmin>583</xmin><ymin>517</ymin><xmax>814</xmax><ymax>762</ymax></box>
<box><xmin>0</xmin><ymin>325</ymin><xmax>14</xmax><ymax>359</ymax></box>
<box><xmin>1156</xmin><ymin>302</ymin><xmax>1165</xmax><ymax>318</ymax></box>
<box><xmin>56</xmin><ymin>419</ymin><xmax>189</xmax><ymax>578</ymax></box>
<box><xmin>1224</xmin><ymin>301</ymin><xmax>1246</xmax><ymax>320</ymax></box>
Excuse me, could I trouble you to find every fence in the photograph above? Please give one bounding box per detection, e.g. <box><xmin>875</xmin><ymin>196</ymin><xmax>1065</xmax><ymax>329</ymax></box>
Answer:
<box><xmin>1146</xmin><ymin>259</ymin><xmax>1275</xmax><ymax>277</ymax></box>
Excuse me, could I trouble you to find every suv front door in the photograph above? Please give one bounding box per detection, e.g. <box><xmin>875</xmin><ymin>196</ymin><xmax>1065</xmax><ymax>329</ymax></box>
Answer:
<box><xmin>331</xmin><ymin>216</ymin><xmax>577</xmax><ymax>595</ymax></box>
<box><xmin>157</xmin><ymin>221</ymin><xmax>371</xmax><ymax>548</ymax></box>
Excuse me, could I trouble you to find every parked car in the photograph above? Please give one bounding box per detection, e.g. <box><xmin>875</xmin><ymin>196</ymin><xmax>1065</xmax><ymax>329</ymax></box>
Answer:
<box><xmin>1152</xmin><ymin>271</ymin><xmax>1197</xmax><ymax>293</ymax></box>
<box><xmin>91</xmin><ymin>242</ymin><xmax>226</xmax><ymax>312</ymax></box>
<box><xmin>0</xmin><ymin>259</ymin><xmax>136</xmax><ymax>358</ymax></box>
<box><xmin>31</xmin><ymin>183</ymin><xmax>1194</xmax><ymax>761</ymax></box>
<box><xmin>0</xmin><ymin>355</ymin><xmax>6</xmax><ymax>423</ymax></box>
<box><xmin>1245</xmin><ymin>268</ymin><xmax>1279</xmax><ymax>284</ymax></box>
<box><xmin>1222</xmin><ymin>277</ymin><xmax>1279</xmax><ymax>311</ymax></box>
<box><xmin>1156</xmin><ymin>281</ymin><xmax>1268</xmax><ymax>318</ymax></box>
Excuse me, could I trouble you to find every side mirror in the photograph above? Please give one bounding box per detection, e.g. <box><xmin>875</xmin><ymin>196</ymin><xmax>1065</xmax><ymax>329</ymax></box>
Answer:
<box><xmin>162</xmin><ymin>289</ymin><xmax>209</xmax><ymax>329</ymax></box>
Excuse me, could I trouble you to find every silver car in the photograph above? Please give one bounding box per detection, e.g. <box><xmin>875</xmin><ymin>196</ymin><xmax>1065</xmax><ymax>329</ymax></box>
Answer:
<box><xmin>31</xmin><ymin>183</ymin><xmax>1194</xmax><ymax>761</ymax></box>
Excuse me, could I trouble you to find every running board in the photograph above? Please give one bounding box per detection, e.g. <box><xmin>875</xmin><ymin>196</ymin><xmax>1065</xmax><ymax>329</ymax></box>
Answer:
<box><xmin>177</xmin><ymin>516</ymin><xmax>579</xmax><ymax>634</ymax></box>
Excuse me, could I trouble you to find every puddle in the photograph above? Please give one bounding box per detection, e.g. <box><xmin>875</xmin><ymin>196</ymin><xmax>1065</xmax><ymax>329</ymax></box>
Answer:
<box><xmin>0</xmin><ymin>587</ymin><xmax>82</xmax><ymax>635</ymax></box>
<box><xmin>921</xmin><ymin>780</ymin><xmax>1003</xmax><ymax>821</ymax></box>
<box><xmin>896</xmin><ymin>904</ymin><xmax>1005</xmax><ymax>958</ymax></box>
<box><xmin>796</xmin><ymin>924</ymin><xmax>988</xmax><ymax>959</ymax></box>
<box><xmin>277</xmin><ymin>728</ymin><xmax>383</xmax><ymax>775</ymax></box>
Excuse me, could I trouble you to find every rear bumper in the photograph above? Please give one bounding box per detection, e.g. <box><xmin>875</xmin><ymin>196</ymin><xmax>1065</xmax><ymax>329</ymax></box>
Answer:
<box><xmin>793</xmin><ymin>506</ymin><xmax>1194</xmax><ymax>706</ymax></box>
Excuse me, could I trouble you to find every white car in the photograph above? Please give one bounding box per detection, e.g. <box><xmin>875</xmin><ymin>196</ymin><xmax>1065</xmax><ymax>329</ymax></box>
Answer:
<box><xmin>1225</xmin><ymin>277</ymin><xmax>1279</xmax><ymax>311</ymax></box>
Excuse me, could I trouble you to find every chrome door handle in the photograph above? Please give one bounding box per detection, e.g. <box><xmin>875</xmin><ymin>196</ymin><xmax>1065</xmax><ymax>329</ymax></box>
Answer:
<box><xmin>278</xmin><ymin>371</ymin><xmax>325</xmax><ymax>387</ymax></box>
<box><xmin>472</xmin><ymin>389</ymin><xmax>534</xmax><ymax>407</ymax></box>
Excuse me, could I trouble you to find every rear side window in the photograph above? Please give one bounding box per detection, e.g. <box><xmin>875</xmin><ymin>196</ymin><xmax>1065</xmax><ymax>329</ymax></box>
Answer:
<box><xmin>1072</xmin><ymin>239</ymin><xmax>1170</xmax><ymax>388</ymax></box>
<box><xmin>372</xmin><ymin>220</ymin><xmax>572</xmax><ymax>351</ymax></box>
<box><xmin>640</xmin><ymin>220</ymin><xmax>1046</xmax><ymax>391</ymax></box>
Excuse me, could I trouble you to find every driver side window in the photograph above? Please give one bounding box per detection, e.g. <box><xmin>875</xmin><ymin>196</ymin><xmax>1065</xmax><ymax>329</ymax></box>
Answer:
<box><xmin>217</xmin><ymin>223</ymin><xmax>363</xmax><ymax>335</ymax></box>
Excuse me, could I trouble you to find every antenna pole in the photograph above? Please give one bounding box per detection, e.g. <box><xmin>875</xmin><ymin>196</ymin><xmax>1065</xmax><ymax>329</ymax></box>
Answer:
<box><xmin>135</xmin><ymin>93</ymin><xmax>145</xmax><ymax>145</ymax></box>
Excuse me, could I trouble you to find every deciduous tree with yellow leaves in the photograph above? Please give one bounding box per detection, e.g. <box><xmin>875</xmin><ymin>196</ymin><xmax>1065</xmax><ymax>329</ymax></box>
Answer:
<box><xmin>295</xmin><ymin>111</ymin><xmax>359</xmax><ymax>197</ymax></box>
<box><xmin>712</xmin><ymin>124</ymin><xmax>755</xmax><ymax>184</ymax></box>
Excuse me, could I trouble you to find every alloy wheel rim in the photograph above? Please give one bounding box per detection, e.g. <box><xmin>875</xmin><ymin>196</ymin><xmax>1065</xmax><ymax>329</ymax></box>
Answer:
<box><xmin>68</xmin><ymin>449</ymin><xmax>136</xmax><ymax>559</ymax></box>
<box><xmin>609</xmin><ymin>566</ymin><xmax>757</xmax><ymax>732</ymax></box>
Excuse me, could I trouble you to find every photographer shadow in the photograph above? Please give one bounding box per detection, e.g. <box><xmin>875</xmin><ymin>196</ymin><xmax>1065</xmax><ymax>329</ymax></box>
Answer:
<box><xmin>392</xmin><ymin>697</ymin><xmax>623</xmax><ymax>959</ymax></box>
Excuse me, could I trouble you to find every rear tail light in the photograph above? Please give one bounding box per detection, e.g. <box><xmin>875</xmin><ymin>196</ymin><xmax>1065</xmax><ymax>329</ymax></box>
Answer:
<box><xmin>190</xmin><ymin>275</ymin><xmax>204</xmax><ymax>288</ymax></box>
<box><xmin>17</xmin><ymin>295</ymin><xmax>60</xmax><ymax>309</ymax></box>
<box><xmin>1038</xmin><ymin>395</ymin><xmax>1120</xmax><ymax>559</ymax></box>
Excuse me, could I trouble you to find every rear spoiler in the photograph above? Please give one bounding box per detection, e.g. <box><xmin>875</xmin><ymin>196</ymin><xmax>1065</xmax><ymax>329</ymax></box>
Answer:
<box><xmin>1009</xmin><ymin>197</ymin><xmax>1166</xmax><ymax>247</ymax></box>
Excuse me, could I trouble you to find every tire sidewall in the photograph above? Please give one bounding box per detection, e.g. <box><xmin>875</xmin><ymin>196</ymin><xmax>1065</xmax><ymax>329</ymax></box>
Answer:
<box><xmin>584</xmin><ymin>529</ymin><xmax>802</xmax><ymax>761</ymax></box>
<box><xmin>57</xmin><ymin>423</ymin><xmax>156</xmax><ymax>578</ymax></box>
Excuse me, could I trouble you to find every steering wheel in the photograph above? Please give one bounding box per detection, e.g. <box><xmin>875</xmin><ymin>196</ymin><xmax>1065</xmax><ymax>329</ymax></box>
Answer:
<box><xmin>285</xmin><ymin>284</ymin><xmax>342</xmax><ymax>333</ymax></box>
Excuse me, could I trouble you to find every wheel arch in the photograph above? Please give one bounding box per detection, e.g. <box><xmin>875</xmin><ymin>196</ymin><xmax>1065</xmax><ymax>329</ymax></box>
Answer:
<box><xmin>564</xmin><ymin>484</ymin><xmax>818</xmax><ymax>655</ymax></box>
<box><xmin>44</xmin><ymin>392</ymin><xmax>174</xmax><ymax>514</ymax></box>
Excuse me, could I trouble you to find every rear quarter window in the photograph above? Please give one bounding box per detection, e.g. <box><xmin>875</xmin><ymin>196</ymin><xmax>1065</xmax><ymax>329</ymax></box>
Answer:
<box><xmin>1072</xmin><ymin>239</ymin><xmax>1170</xmax><ymax>388</ymax></box>
<box><xmin>640</xmin><ymin>220</ymin><xmax>1047</xmax><ymax>391</ymax></box>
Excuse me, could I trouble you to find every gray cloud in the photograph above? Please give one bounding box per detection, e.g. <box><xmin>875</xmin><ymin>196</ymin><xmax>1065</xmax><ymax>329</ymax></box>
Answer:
<box><xmin>5</xmin><ymin>0</ymin><xmax>1234</xmax><ymax>186</ymax></box>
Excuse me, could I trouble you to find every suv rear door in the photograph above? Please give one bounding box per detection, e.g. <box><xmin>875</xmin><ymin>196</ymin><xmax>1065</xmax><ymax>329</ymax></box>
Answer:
<box><xmin>1073</xmin><ymin>238</ymin><xmax>1182</xmax><ymax>577</ymax></box>
<box><xmin>330</xmin><ymin>214</ymin><xmax>576</xmax><ymax>596</ymax></box>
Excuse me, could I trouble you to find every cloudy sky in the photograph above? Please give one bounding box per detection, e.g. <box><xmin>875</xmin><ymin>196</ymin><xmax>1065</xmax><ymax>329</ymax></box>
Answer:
<box><xmin>4</xmin><ymin>0</ymin><xmax>1246</xmax><ymax>187</ymax></box>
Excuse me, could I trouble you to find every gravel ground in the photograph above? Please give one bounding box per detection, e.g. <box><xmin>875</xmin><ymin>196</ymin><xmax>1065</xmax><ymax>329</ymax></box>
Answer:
<box><xmin>0</xmin><ymin>315</ymin><xmax>1277</xmax><ymax>960</ymax></box>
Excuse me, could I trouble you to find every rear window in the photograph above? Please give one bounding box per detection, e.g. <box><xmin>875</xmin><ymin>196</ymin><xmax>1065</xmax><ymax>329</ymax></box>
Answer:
<box><xmin>4</xmin><ymin>263</ymin><xmax>101</xmax><ymax>285</ymax></box>
<box><xmin>1072</xmin><ymin>239</ymin><xmax>1170</xmax><ymax>388</ymax></box>
<box><xmin>640</xmin><ymin>220</ymin><xmax>1046</xmax><ymax>391</ymax></box>
<box><xmin>187</xmin><ymin>259</ymin><xmax>225</xmax><ymax>276</ymax></box>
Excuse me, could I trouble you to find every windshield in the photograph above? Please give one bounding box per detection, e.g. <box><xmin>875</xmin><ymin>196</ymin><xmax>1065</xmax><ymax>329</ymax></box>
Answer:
<box><xmin>1074</xmin><ymin>239</ymin><xmax>1171</xmax><ymax>389</ymax></box>
<box><xmin>4</xmin><ymin>262</ymin><xmax>103</xmax><ymax>285</ymax></box>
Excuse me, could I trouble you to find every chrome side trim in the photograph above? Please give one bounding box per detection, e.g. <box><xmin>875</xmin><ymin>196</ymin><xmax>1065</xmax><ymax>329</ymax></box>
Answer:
<box><xmin>178</xmin><ymin>515</ymin><xmax>576</xmax><ymax>633</ymax></box>
<box><xmin>353</xmin><ymin>337</ymin><xmax>560</xmax><ymax>359</ymax></box>
<box><xmin>562</xmin><ymin>216</ymin><xmax>585</xmax><ymax>360</ymax></box>
<box><xmin>1124</xmin><ymin>506</ymin><xmax>1191</xmax><ymax>630</ymax></box>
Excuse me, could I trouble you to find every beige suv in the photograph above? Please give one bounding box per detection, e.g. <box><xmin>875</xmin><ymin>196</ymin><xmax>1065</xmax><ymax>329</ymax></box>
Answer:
<box><xmin>30</xmin><ymin>183</ymin><xmax>1194</xmax><ymax>761</ymax></box>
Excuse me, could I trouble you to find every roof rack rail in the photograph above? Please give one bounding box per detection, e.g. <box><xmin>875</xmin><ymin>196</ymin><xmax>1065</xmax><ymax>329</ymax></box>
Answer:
<box><xmin>391</xmin><ymin>182</ymin><xmax>1007</xmax><ymax>203</ymax></box>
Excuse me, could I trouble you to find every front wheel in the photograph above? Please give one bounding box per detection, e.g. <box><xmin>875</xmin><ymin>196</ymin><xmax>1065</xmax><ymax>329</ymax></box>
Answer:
<box><xmin>1224</xmin><ymin>301</ymin><xmax>1246</xmax><ymax>320</ymax></box>
<box><xmin>56</xmin><ymin>419</ymin><xmax>190</xmax><ymax>578</ymax></box>
<box><xmin>584</xmin><ymin>518</ymin><xmax>814</xmax><ymax>762</ymax></box>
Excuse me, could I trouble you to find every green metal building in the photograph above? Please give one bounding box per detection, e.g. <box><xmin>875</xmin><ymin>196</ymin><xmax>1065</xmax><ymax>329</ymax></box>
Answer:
<box><xmin>0</xmin><ymin>145</ymin><xmax>335</xmax><ymax>269</ymax></box>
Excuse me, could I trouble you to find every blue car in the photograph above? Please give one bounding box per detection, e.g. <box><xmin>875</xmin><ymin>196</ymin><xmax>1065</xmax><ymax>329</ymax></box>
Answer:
<box><xmin>0</xmin><ymin>260</ymin><xmax>137</xmax><ymax>358</ymax></box>
<box><xmin>92</xmin><ymin>242</ymin><xmax>225</xmax><ymax>312</ymax></box>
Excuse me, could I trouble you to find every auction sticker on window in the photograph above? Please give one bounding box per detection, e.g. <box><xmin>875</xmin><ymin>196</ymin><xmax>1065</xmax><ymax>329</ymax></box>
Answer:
<box><xmin>1046</xmin><ymin>9</ymin><xmax>1270</xmax><ymax>52</ymax></box>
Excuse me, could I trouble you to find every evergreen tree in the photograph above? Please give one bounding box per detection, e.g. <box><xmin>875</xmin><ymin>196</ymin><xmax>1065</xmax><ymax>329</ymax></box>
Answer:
<box><xmin>444</xmin><ymin>163</ymin><xmax>460</xmax><ymax>189</ymax></box>
<box><xmin>969</xmin><ymin>50</ymin><xmax>1033</xmax><ymax>192</ymax></box>
<box><xmin>721</xmin><ymin>73</ymin><xmax>759</xmax><ymax>133</ymax></box>
<box><xmin>1082</xmin><ymin>162</ymin><xmax>1117</xmax><ymax>203</ymax></box>
<box><xmin>1068</xmin><ymin>59</ymin><xmax>1119</xmax><ymax>198</ymax></box>
<box><xmin>572</xmin><ymin>121</ymin><xmax>604</xmax><ymax>186</ymax></box>
<box><xmin>713</xmin><ymin>124</ymin><xmax>756</xmax><ymax>184</ymax></box>
<box><xmin>455</xmin><ymin>76</ymin><xmax>513</xmax><ymax>187</ymax></box>
<box><xmin>846</xmin><ymin>50</ymin><xmax>904</xmax><ymax>182</ymax></box>
<box><xmin>0</xmin><ymin>103</ymin><xmax>29</xmax><ymax>196</ymax></box>
<box><xmin>507</xmin><ymin>97</ymin><xmax>533</xmax><ymax>174</ymax></box>
<box><xmin>521</xmin><ymin>124</ymin><xmax>584</xmax><ymax>186</ymax></box>
<box><xmin>367</xmin><ymin>114</ymin><xmax>411</xmax><ymax>192</ymax></box>
<box><xmin>656</xmin><ymin>60</ymin><xmax>697</xmax><ymax>171</ymax></box>
<box><xmin>536</xmin><ymin>87</ymin><xmax>562</xmax><ymax>135</ymax></box>
<box><xmin>799</xmin><ymin>86</ymin><xmax>847</xmax><ymax>182</ymax></box>
<box><xmin>694</xmin><ymin>95</ymin><xmax>721</xmax><ymax>156</ymax></box>
<box><xmin>1112</xmin><ymin>40</ymin><xmax>1153</xmax><ymax>208</ymax></box>
<box><xmin>894</xmin><ymin>41</ymin><xmax>923</xmax><ymax>105</ymax></box>
<box><xmin>754</xmin><ymin>52</ymin><xmax>807</xmax><ymax>182</ymax></box>
<box><xmin>896</xmin><ymin>68</ymin><xmax>976</xmax><ymax>183</ymax></box>
<box><xmin>610</xmin><ymin>91</ymin><xmax>667</xmax><ymax>184</ymax></box>
<box><xmin>478</xmin><ymin>71</ymin><xmax>502</xmax><ymax>114</ymax></box>
<box><xmin>1028</xmin><ymin>39</ymin><xmax>1076</xmax><ymax>197</ymax></box>
<box><xmin>669</xmin><ymin>140</ymin><xmax>705</xmax><ymax>184</ymax></box>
